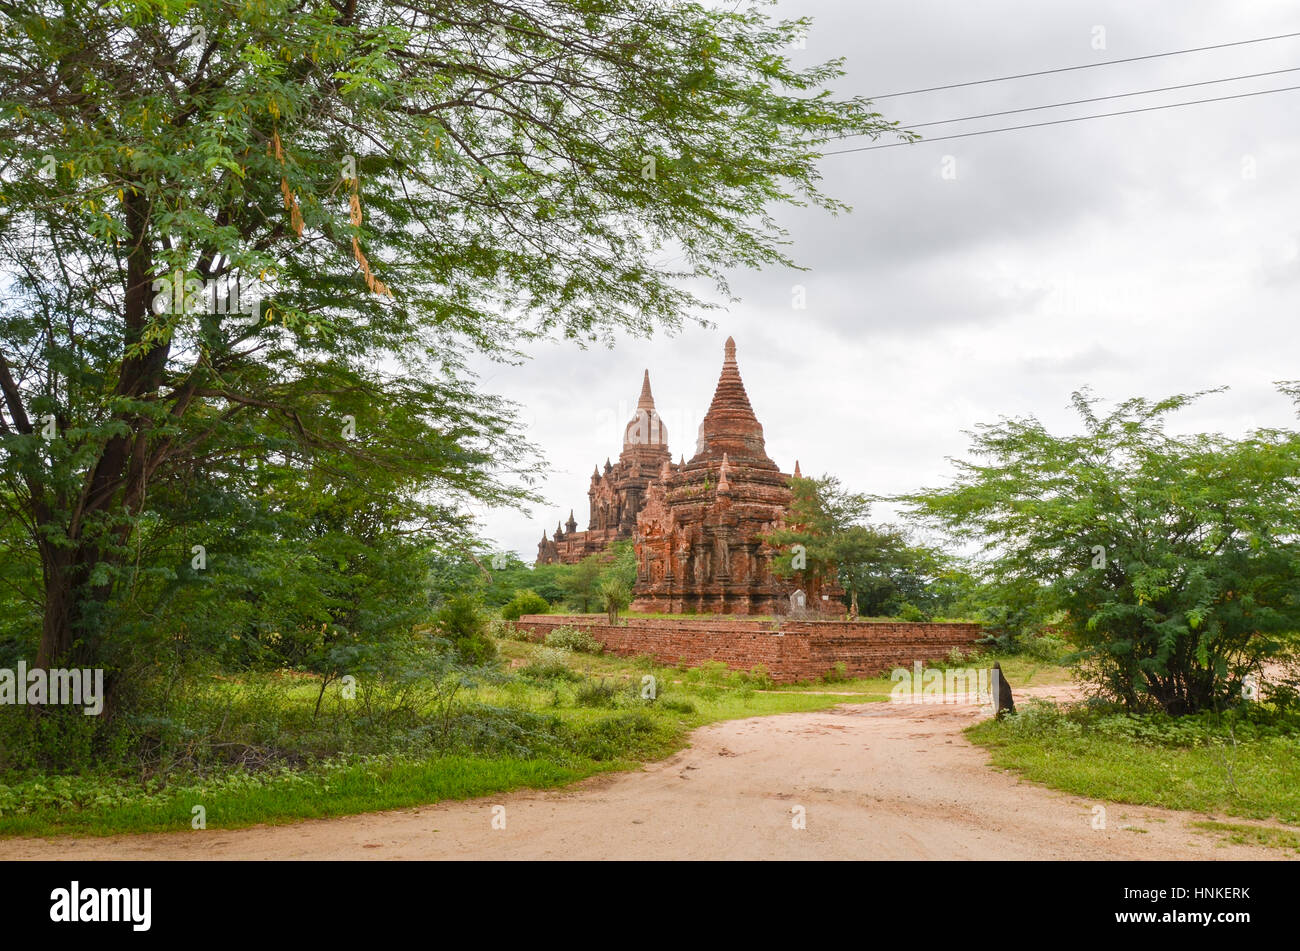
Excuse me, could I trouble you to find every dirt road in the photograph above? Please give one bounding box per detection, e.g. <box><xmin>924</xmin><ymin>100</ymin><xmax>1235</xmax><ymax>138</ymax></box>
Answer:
<box><xmin>8</xmin><ymin>686</ymin><xmax>1283</xmax><ymax>860</ymax></box>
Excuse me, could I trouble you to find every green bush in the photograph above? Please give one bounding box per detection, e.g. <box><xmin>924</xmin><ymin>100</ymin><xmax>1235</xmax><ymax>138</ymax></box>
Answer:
<box><xmin>500</xmin><ymin>589</ymin><xmax>551</xmax><ymax>621</ymax></box>
<box><xmin>821</xmin><ymin>662</ymin><xmax>849</xmax><ymax>684</ymax></box>
<box><xmin>896</xmin><ymin>602</ymin><xmax>927</xmax><ymax>622</ymax></box>
<box><xmin>519</xmin><ymin>647</ymin><xmax>581</xmax><ymax>682</ymax></box>
<box><xmin>434</xmin><ymin>595</ymin><xmax>497</xmax><ymax>665</ymax></box>
<box><xmin>658</xmin><ymin>698</ymin><xmax>697</xmax><ymax>714</ymax></box>
<box><xmin>574</xmin><ymin>679</ymin><xmax>618</xmax><ymax>708</ymax></box>
<box><xmin>544</xmin><ymin>626</ymin><xmax>602</xmax><ymax>654</ymax></box>
<box><xmin>487</xmin><ymin>617</ymin><xmax>530</xmax><ymax>641</ymax></box>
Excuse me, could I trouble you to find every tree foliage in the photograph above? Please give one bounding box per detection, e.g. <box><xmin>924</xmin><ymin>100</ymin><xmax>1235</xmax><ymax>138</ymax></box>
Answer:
<box><xmin>767</xmin><ymin>474</ymin><xmax>945</xmax><ymax>617</ymax></box>
<box><xmin>0</xmin><ymin>0</ymin><xmax>899</xmax><ymax>693</ymax></box>
<box><xmin>903</xmin><ymin>388</ymin><xmax>1300</xmax><ymax>715</ymax></box>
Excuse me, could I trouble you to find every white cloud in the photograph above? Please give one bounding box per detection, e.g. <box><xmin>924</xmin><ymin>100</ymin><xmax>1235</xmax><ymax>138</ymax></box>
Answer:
<box><xmin>473</xmin><ymin>0</ymin><xmax>1300</xmax><ymax>558</ymax></box>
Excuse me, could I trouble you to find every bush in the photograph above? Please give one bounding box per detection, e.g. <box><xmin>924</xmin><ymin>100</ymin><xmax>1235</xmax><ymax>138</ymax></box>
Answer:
<box><xmin>434</xmin><ymin>595</ymin><xmax>497</xmax><ymax>665</ymax></box>
<box><xmin>500</xmin><ymin>589</ymin><xmax>550</xmax><ymax>622</ymax></box>
<box><xmin>519</xmin><ymin>647</ymin><xmax>581</xmax><ymax>682</ymax></box>
<box><xmin>569</xmin><ymin>710</ymin><xmax>660</xmax><ymax>760</ymax></box>
<box><xmin>544</xmin><ymin>626</ymin><xmax>602</xmax><ymax>654</ymax></box>
<box><xmin>896</xmin><ymin>603</ymin><xmax>927</xmax><ymax>622</ymax></box>
<box><xmin>574</xmin><ymin>679</ymin><xmax>619</xmax><ymax>708</ymax></box>
<box><xmin>487</xmin><ymin>618</ymin><xmax>530</xmax><ymax>642</ymax></box>
<box><xmin>1022</xmin><ymin>629</ymin><xmax>1071</xmax><ymax>663</ymax></box>
<box><xmin>822</xmin><ymin>662</ymin><xmax>849</xmax><ymax>684</ymax></box>
<box><xmin>658</xmin><ymin>698</ymin><xmax>697</xmax><ymax>714</ymax></box>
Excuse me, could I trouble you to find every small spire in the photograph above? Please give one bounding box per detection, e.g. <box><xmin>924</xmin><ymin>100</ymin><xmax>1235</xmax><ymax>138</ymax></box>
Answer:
<box><xmin>793</xmin><ymin>460</ymin><xmax>802</xmax><ymax>478</ymax></box>
<box><xmin>718</xmin><ymin>452</ymin><xmax>732</xmax><ymax>493</ymax></box>
<box><xmin>724</xmin><ymin>336</ymin><xmax>737</xmax><ymax>366</ymax></box>
<box><xmin>638</xmin><ymin>369</ymin><xmax>654</xmax><ymax>409</ymax></box>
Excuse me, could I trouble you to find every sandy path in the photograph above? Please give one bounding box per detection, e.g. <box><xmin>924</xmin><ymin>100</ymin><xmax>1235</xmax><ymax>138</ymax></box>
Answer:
<box><xmin>7</xmin><ymin>685</ymin><xmax>1285</xmax><ymax>860</ymax></box>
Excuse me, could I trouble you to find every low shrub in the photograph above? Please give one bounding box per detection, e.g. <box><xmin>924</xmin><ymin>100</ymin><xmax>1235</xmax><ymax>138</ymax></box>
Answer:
<box><xmin>487</xmin><ymin>618</ymin><xmax>531</xmax><ymax>642</ymax></box>
<box><xmin>501</xmin><ymin>589</ymin><xmax>550</xmax><ymax>622</ymax></box>
<box><xmin>544</xmin><ymin>626</ymin><xmax>603</xmax><ymax>654</ymax></box>
<box><xmin>574</xmin><ymin>679</ymin><xmax>619</xmax><ymax>708</ymax></box>
<box><xmin>822</xmin><ymin>662</ymin><xmax>849</xmax><ymax>684</ymax></box>
<box><xmin>519</xmin><ymin>648</ymin><xmax>581</xmax><ymax>683</ymax></box>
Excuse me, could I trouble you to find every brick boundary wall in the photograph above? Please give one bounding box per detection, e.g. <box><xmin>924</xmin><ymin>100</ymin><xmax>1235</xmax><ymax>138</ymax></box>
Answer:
<box><xmin>514</xmin><ymin>615</ymin><xmax>985</xmax><ymax>684</ymax></box>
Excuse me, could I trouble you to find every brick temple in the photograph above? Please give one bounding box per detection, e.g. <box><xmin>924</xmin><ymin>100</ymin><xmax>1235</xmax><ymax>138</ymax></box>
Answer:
<box><xmin>538</xmin><ymin>337</ymin><xmax>842</xmax><ymax>616</ymax></box>
<box><xmin>536</xmin><ymin>369</ymin><xmax>671</xmax><ymax>565</ymax></box>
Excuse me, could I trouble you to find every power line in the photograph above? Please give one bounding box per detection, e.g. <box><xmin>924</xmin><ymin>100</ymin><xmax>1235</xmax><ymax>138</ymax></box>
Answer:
<box><xmin>869</xmin><ymin>30</ymin><xmax>1300</xmax><ymax>99</ymax></box>
<box><xmin>822</xmin><ymin>83</ymin><xmax>1300</xmax><ymax>154</ymax></box>
<box><xmin>898</xmin><ymin>65</ymin><xmax>1300</xmax><ymax>130</ymax></box>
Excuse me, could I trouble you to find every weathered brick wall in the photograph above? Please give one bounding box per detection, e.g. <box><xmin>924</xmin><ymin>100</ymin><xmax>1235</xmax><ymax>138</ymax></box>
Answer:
<box><xmin>515</xmin><ymin>615</ymin><xmax>984</xmax><ymax>684</ymax></box>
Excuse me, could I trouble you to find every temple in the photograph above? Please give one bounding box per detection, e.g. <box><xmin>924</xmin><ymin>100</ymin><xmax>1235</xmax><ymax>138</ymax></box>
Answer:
<box><xmin>537</xmin><ymin>338</ymin><xmax>842</xmax><ymax>616</ymax></box>
<box><xmin>536</xmin><ymin>370</ymin><xmax>671</xmax><ymax>565</ymax></box>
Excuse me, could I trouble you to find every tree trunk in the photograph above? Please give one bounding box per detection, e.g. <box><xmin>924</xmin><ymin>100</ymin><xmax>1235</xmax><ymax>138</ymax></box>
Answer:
<box><xmin>35</xmin><ymin>186</ymin><xmax>160</xmax><ymax>676</ymax></box>
<box><xmin>36</xmin><ymin>550</ymin><xmax>76</xmax><ymax>668</ymax></box>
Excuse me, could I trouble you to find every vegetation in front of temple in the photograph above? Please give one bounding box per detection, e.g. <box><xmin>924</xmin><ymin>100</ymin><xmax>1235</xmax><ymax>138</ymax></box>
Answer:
<box><xmin>0</xmin><ymin>629</ymin><xmax>894</xmax><ymax>837</ymax></box>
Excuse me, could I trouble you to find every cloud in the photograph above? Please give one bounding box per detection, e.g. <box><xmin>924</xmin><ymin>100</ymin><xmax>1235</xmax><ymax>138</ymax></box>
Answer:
<box><xmin>473</xmin><ymin>0</ymin><xmax>1300</xmax><ymax>558</ymax></box>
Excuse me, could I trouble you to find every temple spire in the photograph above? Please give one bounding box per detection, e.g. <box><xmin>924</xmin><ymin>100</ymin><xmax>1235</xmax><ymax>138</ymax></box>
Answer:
<box><xmin>637</xmin><ymin>369</ymin><xmax>654</xmax><ymax>409</ymax></box>
<box><xmin>793</xmin><ymin>460</ymin><xmax>802</xmax><ymax>478</ymax></box>
<box><xmin>690</xmin><ymin>336</ymin><xmax>775</xmax><ymax>468</ymax></box>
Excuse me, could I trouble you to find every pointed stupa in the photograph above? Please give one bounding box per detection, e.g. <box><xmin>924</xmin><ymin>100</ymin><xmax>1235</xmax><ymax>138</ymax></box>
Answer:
<box><xmin>637</xmin><ymin>369</ymin><xmax>654</xmax><ymax>408</ymax></box>
<box><xmin>623</xmin><ymin>369</ymin><xmax>668</xmax><ymax>449</ymax></box>
<box><xmin>690</xmin><ymin>337</ymin><xmax>775</xmax><ymax>468</ymax></box>
<box><xmin>793</xmin><ymin>460</ymin><xmax>802</xmax><ymax>478</ymax></box>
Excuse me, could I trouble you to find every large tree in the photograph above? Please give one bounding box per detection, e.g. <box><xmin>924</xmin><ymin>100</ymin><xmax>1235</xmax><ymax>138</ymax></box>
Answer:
<box><xmin>0</xmin><ymin>0</ymin><xmax>900</xmax><ymax>681</ymax></box>
<box><xmin>903</xmin><ymin>388</ymin><xmax>1300</xmax><ymax>715</ymax></box>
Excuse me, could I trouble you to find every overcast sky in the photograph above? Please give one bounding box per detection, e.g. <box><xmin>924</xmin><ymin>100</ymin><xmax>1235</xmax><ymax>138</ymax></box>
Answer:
<box><xmin>474</xmin><ymin>0</ymin><xmax>1300</xmax><ymax>559</ymax></box>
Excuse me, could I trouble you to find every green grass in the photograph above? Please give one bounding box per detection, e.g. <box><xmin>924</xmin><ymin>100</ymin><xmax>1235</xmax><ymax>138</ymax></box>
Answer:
<box><xmin>966</xmin><ymin>702</ymin><xmax>1300</xmax><ymax>833</ymax></box>
<box><xmin>0</xmin><ymin>639</ymin><xmax>870</xmax><ymax>837</ymax></box>
<box><xmin>2</xmin><ymin>636</ymin><xmax>1080</xmax><ymax>839</ymax></box>
<box><xmin>0</xmin><ymin>755</ymin><xmax>590</xmax><ymax>838</ymax></box>
<box><xmin>1191</xmin><ymin>820</ymin><xmax>1300</xmax><ymax>855</ymax></box>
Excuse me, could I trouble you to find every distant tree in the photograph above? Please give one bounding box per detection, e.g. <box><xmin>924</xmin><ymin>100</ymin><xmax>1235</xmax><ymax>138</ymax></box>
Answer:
<box><xmin>561</xmin><ymin>554</ymin><xmax>605</xmax><ymax>614</ymax></box>
<box><xmin>599</xmin><ymin>576</ymin><xmax>631</xmax><ymax>625</ymax></box>
<box><xmin>768</xmin><ymin>474</ymin><xmax>917</xmax><ymax>617</ymax></box>
<box><xmin>600</xmin><ymin>539</ymin><xmax>638</xmax><ymax>590</ymax></box>
<box><xmin>903</xmin><ymin>388</ymin><xmax>1300</xmax><ymax>715</ymax></box>
<box><xmin>500</xmin><ymin>589</ymin><xmax>550</xmax><ymax>622</ymax></box>
<box><xmin>833</xmin><ymin>524</ymin><xmax>949</xmax><ymax>618</ymax></box>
